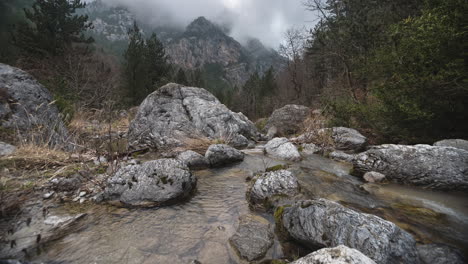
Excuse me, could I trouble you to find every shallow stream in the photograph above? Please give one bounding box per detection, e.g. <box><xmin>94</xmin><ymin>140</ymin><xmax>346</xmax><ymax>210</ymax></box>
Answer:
<box><xmin>33</xmin><ymin>150</ymin><xmax>468</xmax><ymax>263</ymax></box>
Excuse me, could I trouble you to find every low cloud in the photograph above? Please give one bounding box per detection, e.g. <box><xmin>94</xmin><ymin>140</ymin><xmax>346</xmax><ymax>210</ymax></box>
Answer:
<box><xmin>98</xmin><ymin>0</ymin><xmax>316</xmax><ymax>48</ymax></box>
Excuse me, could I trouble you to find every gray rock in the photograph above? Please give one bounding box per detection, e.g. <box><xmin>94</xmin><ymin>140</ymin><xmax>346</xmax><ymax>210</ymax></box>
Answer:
<box><xmin>205</xmin><ymin>144</ymin><xmax>244</xmax><ymax>167</ymax></box>
<box><xmin>177</xmin><ymin>150</ymin><xmax>209</xmax><ymax>169</ymax></box>
<box><xmin>0</xmin><ymin>141</ymin><xmax>15</xmax><ymax>156</ymax></box>
<box><xmin>264</xmin><ymin>104</ymin><xmax>311</xmax><ymax>136</ymax></box>
<box><xmin>127</xmin><ymin>83</ymin><xmax>258</xmax><ymax>150</ymax></box>
<box><xmin>229</xmin><ymin>214</ymin><xmax>274</xmax><ymax>261</ymax></box>
<box><xmin>434</xmin><ymin>139</ymin><xmax>468</xmax><ymax>151</ymax></box>
<box><xmin>329</xmin><ymin>127</ymin><xmax>367</xmax><ymax>152</ymax></box>
<box><xmin>329</xmin><ymin>151</ymin><xmax>354</xmax><ymax>162</ymax></box>
<box><xmin>278</xmin><ymin>199</ymin><xmax>419</xmax><ymax>264</ymax></box>
<box><xmin>247</xmin><ymin>170</ymin><xmax>300</xmax><ymax>208</ymax></box>
<box><xmin>264</xmin><ymin>138</ymin><xmax>301</xmax><ymax>161</ymax></box>
<box><xmin>417</xmin><ymin>244</ymin><xmax>465</xmax><ymax>264</ymax></box>
<box><xmin>266</xmin><ymin>126</ymin><xmax>278</xmax><ymax>140</ymax></box>
<box><xmin>301</xmin><ymin>143</ymin><xmax>321</xmax><ymax>155</ymax></box>
<box><xmin>353</xmin><ymin>144</ymin><xmax>468</xmax><ymax>190</ymax></box>
<box><xmin>291</xmin><ymin>245</ymin><xmax>376</xmax><ymax>264</ymax></box>
<box><xmin>51</xmin><ymin>174</ymin><xmax>82</xmax><ymax>192</ymax></box>
<box><xmin>104</xmin><ymin>159</ymin><xmax>196</xmax><ymax>207</ymax></box>
<box><xmin>363</xmin><ymin>171</ymin><xmax>386</xmax><ymax>183</ymax></box>
<box><xmin>0</xmin><ymin>63</ymin><xmax>69</xmax><ymax>147</ymax></box>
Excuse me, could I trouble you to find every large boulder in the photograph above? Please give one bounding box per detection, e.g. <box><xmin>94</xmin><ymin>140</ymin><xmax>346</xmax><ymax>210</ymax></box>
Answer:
<box><xmin>0</xmin><ymin>63</ymin><xmax>69</xmax><ymax>146</ymax></box>
<box><xmin>247</xmin><ymin>170</ymin><xmax>300</xmax><ymax>208</ymax></box>
<box><xmin>264</xmin><ymin>104</ymin><xmax>311</xmax><ymax>137</ymax></box>
<box><xmin>177</xmin><ymin>150</ymin><xmax>209</xmax><ymax>169</ymax></box>
<box><xmin>277</xmin><ymin>199</ymin><xmax>419</xmax><ymax>264</ymax></box>
<box><xmin>417</xmin><ymin>244</ymin><xmax>465</xmax><ymax>264</ymax></box>
<box><xmin>353</xmin><ymin>144</ymin><xmax>468</xmax><ymax>190</ymax></box>
<box><xmin>104</xmin><ymin>159</ymin><xmax>196</xmax><ymax>207</ymax></box>
<box><xmin>0</xmin><ymin>141</ymin><xmax>15</xmax><ymax>156</ymax></box>
<box><xmin>229</xmin><ymin>214</ymin><xmax>274</xmax><ymax>261</ymax></box>
<box><xmin>264</xmin><ymin>137</ymin><xmax>301</xmax><ymax>161</ymax></box>
<box><xmin>205</xmin><ymin>144</ymin><xmax>244</xmax><ymax>167</ymax></box>
<box><xmin>434</xmin><ymin>139</ymin><xmax>468</xmax><ymax>152</ymax></box>
<box><xmin>127</xmin><ymin>83</ymin><xmax>258</xmax><ymax>150</ymax></box>
<box><xmin>291</xmin><ymin>245</ymin><xmax>376</xmax><ymax>264</ymax></box>
<box><xmin>329</xmin><ymin>127</ymin><xmax>367</xmax><ymax>152</ymax></box>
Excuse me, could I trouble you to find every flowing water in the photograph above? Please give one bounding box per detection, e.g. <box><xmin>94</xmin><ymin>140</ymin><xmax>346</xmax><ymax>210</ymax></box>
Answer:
<box><xmin>33</xmin><ymin>150</ymin><xmax>468</xmax><ymax>263</ymax></box>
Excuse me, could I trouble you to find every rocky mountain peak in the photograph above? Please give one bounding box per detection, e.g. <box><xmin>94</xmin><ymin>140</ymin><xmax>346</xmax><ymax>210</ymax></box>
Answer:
<box><xmin>185</xmin><ymin>16</ymin><xmax>225</xmax><ymax>37</ymax></box>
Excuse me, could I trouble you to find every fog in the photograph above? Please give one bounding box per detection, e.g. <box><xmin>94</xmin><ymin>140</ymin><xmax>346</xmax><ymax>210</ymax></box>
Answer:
<box><xmin>97</xmin><ymin>0</ymin><xmax>316</xmax><ymax>48</ymax></box>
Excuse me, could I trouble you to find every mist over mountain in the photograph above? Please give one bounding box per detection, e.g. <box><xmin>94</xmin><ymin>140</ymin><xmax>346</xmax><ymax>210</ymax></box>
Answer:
<box><xmin>86</xmin><ymin>0</ymin><xmax>315</xmax><ymax>48</ymax></box>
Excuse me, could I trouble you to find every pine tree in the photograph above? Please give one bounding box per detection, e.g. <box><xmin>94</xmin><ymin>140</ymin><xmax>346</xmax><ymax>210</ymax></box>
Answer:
<box><xmin>15</xmin><ymin>0</ymin><xmax>93</xmax><ymax>56</ymax></box>
<box><xmin>176</xmin><ymin>68</ymin><xmax>189</xmax><ymax>86</ymax></box>
<box><xmin>146</xmin><ymin>33</ymin><xmax>170</xmax><ymax>87</ymax></box>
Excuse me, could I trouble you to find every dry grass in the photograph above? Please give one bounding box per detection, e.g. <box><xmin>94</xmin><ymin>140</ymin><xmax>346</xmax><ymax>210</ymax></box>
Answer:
<box><xmin>296</xmin><ymin>111</ymin><xmax>336</xmax><ymax>150</ymax></box>
<box><xmin>1</xmin><ymin>144</ymin><xmax>74</xmax><ymax>170</ymax></box>
<box><xmin>179</xmin><ymin>137</ymin><xmax>213</xmax><ymax>155</ymax></box>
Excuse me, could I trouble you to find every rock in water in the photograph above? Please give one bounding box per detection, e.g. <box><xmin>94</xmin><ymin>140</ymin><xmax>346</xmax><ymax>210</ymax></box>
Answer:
<box><xmin>329</xmin><ymin>127</ymin><xmax>367</xmax><ymax>152</ymax></box>
<box><xmin>0</xmin><ymin>141</ymin><xmax>16</xmax><ymax>156</ymax></box>
<box><xmin>177</xmin><ymin>150</ymin><xmax>209</xmax><ymax>169</ymax></box>
<box><xmin>291</xmin><ymin>245</ymin><xmax>376</xmax><ymax>264</ymax></box>
<box><xmin>205</xmin><ymin>144</ymin><xmax>244</xmax><ymax>167</ymax></box>
<box><xmin>264</xmin><ymin>104</ymin><xmax>311</xmax><ymax>137</ymax></box>
<box><xmin>363</xmin><ymin>171</ymin><xmax>386</xmax><ymax>183</ymax></box>
<box><xmin>278</xmin><ymin>199</ymin><xmax>419</xmax><ymax>264</ymax></box>
<box><xmin>104</xmin><ymin>159</ymin><xmax>196</xmax><ymax>207</ymax></box>
<box><xmin>329</xmin><ymin>150</ymin><xmax>354</xmax><ymax>162</ymax></box>
<box><xmin>247</xmin><ymin>170</ymin><xmax>300</xmax><ymax>208</ymax></box>
<box><xmin>264</xmin><ymin>138</ymin><xmax>301</xmax><ymax>161</ymax></box>
<box><xmin>0</xmin><ymin>63</ymin><xmax>69</xmax><ymax>147</ymax></box>
<box><xmin>434</xmin><ymin>139</ymin><xmax>468</xmax><ymax>152</ymax></box>
<box><xmin>229</xmin><ymin>214</ymin><xmax>274</xmax><ymax>261</ymax></box>
<box><xmin>127</xmin><ymin>83</ymin><xmax>258</xmax><ymax>150</ymax></box>
<box><xmin>417</xmin><ymin>244</ymin><xmax>465</xmax><ymax>264</ymax></box>
<box><xmin>353</xmin><ymin>144</ymin><xmax>468</xmax><ymax>190</ymax></box>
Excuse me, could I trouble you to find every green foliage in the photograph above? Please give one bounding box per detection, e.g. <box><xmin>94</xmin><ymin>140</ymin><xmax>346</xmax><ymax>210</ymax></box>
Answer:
<box><xmin>175</xmin><ymin>68</ymin><xmax>189</xmax><ymax>85</ymax></box>
<box><xmin>14</xmin><ymin>0</ymin><xmax>93</xmax><ymax>56</ymax></box>
<box><xmin>366</xmin><ymin>0</ymin><xmax>468</xmax><ymax>142</ymax></box>
<box><xmin>265</xmin><ymin>164</ymin><xmax>288</xmax><ymax>172</ymax></box>
<box><xmin>124</xmin><ymin>23</ymin><xmax>171</xmax><ymax>105</ymax></box>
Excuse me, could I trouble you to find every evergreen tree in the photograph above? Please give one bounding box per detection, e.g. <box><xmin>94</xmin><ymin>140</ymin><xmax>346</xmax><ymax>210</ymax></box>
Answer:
<box><xmin>146</xmin><ymin>33</ymin><xmax>171</xmax><ymax>86</ymax></box>
<box><xmin>15</xmin><ymin>0</ymin><xmax>93</xmax><ymax>56</ymax></box>
<box><xmin>176</xmin><ymin>68</ymin><xmax>189</xmax><ymax>86</ymax></box>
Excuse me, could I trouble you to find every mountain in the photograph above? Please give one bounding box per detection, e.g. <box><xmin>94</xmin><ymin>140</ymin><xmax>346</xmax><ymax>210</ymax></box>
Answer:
<box><xmin>83</xmin><ymin>1</ymin><xmax>285</xmax><ymax>86</ymax></box>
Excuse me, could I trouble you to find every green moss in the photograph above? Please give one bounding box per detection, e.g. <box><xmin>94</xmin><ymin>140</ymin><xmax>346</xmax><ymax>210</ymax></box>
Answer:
<box><xmin>274</xmin><ymin>205</ymin><xmax>286</xmax><ymax>224</ymax></box>
<box><xmin>255</xmin><ymin>118</ymin><xmax>268</xmax><ymax>131</ymax></box>
<box><xmin>95</xmin><ymin>166</ymin><xmax>107</xmax><ymax>174</ymax></box>
<box><xmin>266</xmin><ymin>164</ymin><xmax>288</xmax><ymax>172</ymax></box>
<box><xmin>161</xmin><ymin>176</ymin><xmax>168</xmax><ymax>184</ymax></box>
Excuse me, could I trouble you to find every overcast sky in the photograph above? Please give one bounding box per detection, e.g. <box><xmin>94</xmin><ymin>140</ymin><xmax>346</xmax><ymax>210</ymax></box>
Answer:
<box><xmin>97</xmin><ymin>0</ymin><xmax>317</xmax><ymax>48</ymax></box>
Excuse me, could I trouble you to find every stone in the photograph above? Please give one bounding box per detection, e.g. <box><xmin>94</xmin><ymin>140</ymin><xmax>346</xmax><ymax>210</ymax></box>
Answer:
<box><xmin>434</xmin><ymin>139</ymin><xmax>468</xmax><ymax>151</ymax></box>
<box><xmin>229</xmin><ymin>214</ymin><xmax>274</xmax><ymax>261</ymax></box>
<box><xmin>43</xmin><ymin>192</ymin><xmax>54</xmax><ymax>199</ymax></box>
<box><xmin>264</xmin><ymin>104</ymin><xmax>311</xmax><ymax>136</ymax></box>
<box><xmin>291</xmin><ymin>245</ymin><xmax>376</xmax><ymax>264</ymax></box>
<box><xmin>177</xmin><ymin>150</ymin><xmax>208</xmax><ymax>169</ymax></box>
<box><xmin>0</xmin><ymin>141</ymin><xmax>15</xmax><ymax>156</ymax></box>
<box><xmin>51</xmin><ymin>175</ymin><xmax>82</xmax><ymax>192</ymax></box>
<box><xmin>205</xmin><ymin>144</ymin><xmax>244</xmax><ymax>167</ymax></box>
<box><xmin>278</xmin><ymin>199</ymin><xmax>419</xmax><ymax>264</ymax></box>
<box><xmin>301</xmin><ymin>143</ymin><xmax>321</xmax><ymax>155</ymax></box>
<box><xmin>0</xmin><ymin>63</ymin><xmax>69</xmax><ymax>147</ymax></box>
<box><xmin>247</xmin><ymin>170</ymin><xmax>300</xmax><ymax>208</ymax></box>
<box><xmin>363</xmin><ymin>171</ymin><xmax>386</xmax><ymax>183</ymax></box>
<box><xmin>266</xmin><ymin>126</ymin><xmax>278</xmax><ymax>140</ymax></box>
<box><xmin>329</xmin><ymin>151</ymin><xmax>354</xmax><ymax>162</ymax></box>
<box><xmin>353</xmin><ymin>144</ymin><xmax>468</xmax><ymax>190</ymax></box>
<box><xmin>328</xmin><ymin>127</ymin><xmax>367</xmax><ymax>152</ymax></box>
<box><xmin>127</xmin><ymin>83</ymin><xmax>258</xmax><ymax>150</ymax></box>
<box><xmin>104</xmin><ymin>159</ymin><xmax>197</xmax><ymax>207</ymax></box>
<box><xmin>417</xmin><ymin>244</ymin><xmax>465</xmax><ymax>264</ymax></box>
<box><xmin>264</xmin><ymin>138</ymin><xmax>301</xmax><ymax>161</ymax></box>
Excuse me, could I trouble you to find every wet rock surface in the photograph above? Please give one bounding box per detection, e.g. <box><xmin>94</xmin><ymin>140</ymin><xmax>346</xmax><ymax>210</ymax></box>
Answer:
<box><xmin>434</xmin><ymin>139</ymin><xmax>468</xmax><ymax>151</ymax></box>
<box><xmin>104</xmin><ymin>159</ymin><xmax>197</xmax><ymax>207</ymax></box>
<box><xmin>264</xmin><ymin>104</ymin><xmax>311</xmax><ymax>137</ymax></box>
<box><xmin>177</xmin><ymin>150</ymin><xmax>209</xmax><ymax>169</ymax></box>
<box><xmin>127</xmin><ymin>83</ymin><xmax>258</xmax><ymax>150</ymax></box>
<box><xmin>417</xmin><ymin>244</ymin><xmax>465</xmax><ymax>264</ymax></box>
<box><xmin>247</xmin><ymin>170</ymin><xmax>300</xmax><ymax>208</ymax></box>
<box><xmin>363</xmin><ymin>171</ymin><xmax>386</xmax><ymax>183</ymax></box>
<box><xmin>229</xmin><ymin>214</ymin><xmax>274</xmax><ymax>261</ymax></box>
<box><xmin>290</xmin><ymin>245</ymin><xmax>376</xmax><ymax>264</ymax></box>
<box><xmin>329</xmin><ymin>151</ymin><xmax>354</xmax><ymax>162</ymax></box>
<box><xmin>205</xmin><ymin>144</ymin><xmax>244</xmax><ymax>167</ymax></box>
<box><xmin>0</xmin><ymin>63</ymin><xmax>69</xmax><ymax>147</ymax></box>
<box><xmin>264</xmin><ymin>138</ymin><xmax>301</xmax><ymax>161</ymax></box>
<box><xmin>353</xmin><ymin>144</ymin><xmax>468</xmax><ymax>190</ymax></box>
<box><xmin>278</xmin><ymin>199</ymin><xmax>420</xmax><ymax>264</ymax></box>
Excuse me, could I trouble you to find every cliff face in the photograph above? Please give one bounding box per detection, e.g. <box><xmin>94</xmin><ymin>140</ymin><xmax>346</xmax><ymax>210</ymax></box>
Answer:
<box><xmin>84</xmin><ymin>2</ymin><xmax>284</xmax><ymax>86</ymax></box>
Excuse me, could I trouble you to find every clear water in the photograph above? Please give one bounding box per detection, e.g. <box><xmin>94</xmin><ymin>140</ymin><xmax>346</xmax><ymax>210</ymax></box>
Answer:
<box><xmin>33</xmin><ymin>152</ymin><xmax>468</xmax><ymax>263</ymax></box>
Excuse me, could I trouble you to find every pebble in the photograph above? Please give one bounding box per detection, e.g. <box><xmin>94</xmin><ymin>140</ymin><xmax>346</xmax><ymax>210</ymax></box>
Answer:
<box><xmin>43</xmin><ymin>192</ymin><xmax>55</xmax><ymax>199</ymax></box>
